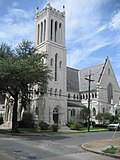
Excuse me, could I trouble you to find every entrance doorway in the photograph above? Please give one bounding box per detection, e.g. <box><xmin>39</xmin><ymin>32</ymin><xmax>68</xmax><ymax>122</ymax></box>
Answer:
<box><xmin>53</xmin><ymin>107</ymin><xmax>59</xmax><ymax>123</ymax></box>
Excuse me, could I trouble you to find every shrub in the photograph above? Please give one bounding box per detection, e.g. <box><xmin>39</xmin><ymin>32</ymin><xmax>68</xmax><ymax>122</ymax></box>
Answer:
<box><xmin>103</xmin><ymin>145</ymin><xmax>117</xmax><ymax>154</ymax></box>
<box><xmin>18</xmin><ymin>112</ymin><xmax>34</xmax><ymax>128</ymax></box>
<box><xmin>84</xmin><ymin>121</ymin><xmax>96</xmax><ymax>127</ymax></box>
<box><xmin>66</xmin><ymin>121</ymin><xmax>73</xmax><ymax>127</ymax></box>
<box><xmin>69</xmin><ymin>122</ymin><xmax>83</xmax><ymax>130</ymax></box>
<box><xmin>51</xmin><ymin>123</ymin><xmax>58</xmax><ymax>132</ymax></box>
<box><xmin>39</xmin><ymin>121</ymin><xmax>49</xmax><ymax>130</ymax></box>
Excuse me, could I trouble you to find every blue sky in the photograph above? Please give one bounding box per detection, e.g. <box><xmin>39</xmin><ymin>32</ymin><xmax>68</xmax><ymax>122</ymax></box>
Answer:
<box><xmin>0</xmin><ymin>0</ymin><xmax>120</xmax><ymax>84</ymax></box>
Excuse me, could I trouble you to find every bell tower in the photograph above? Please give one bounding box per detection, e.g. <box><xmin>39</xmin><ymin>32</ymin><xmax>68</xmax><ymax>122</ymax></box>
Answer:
<box><xmin>34</xmin><ymin>3</ymin><xmax>67</xmax><ymax>125</ymax></box>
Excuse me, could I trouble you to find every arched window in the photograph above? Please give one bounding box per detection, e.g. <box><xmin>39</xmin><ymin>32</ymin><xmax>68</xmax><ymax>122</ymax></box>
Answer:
<box><xmin>73</xmin><ymin>94</ymin><xmax>75</xmax><ymax>99</ymax></box>
<box><xmin>59</xmin><ymin>89</ymin><xmax>62</xmax><ymax>97</ymax></box>
<box><xmin>35</xmin><ymin>107</ymin><xmax>39</xmax><ymax>115</ymax></box>
<box><xmin>44</xmin><ymin>20</ymin><xmax>46</xmax><ymax>41</ymax></box>
<box><xmin>77</xmin><ymin>95</ymin><xmax>79</xmax><ymax>100</ymax></box>
<box><xmin>92</xmin><ymin>93</ymin><xmax>94</xmax><ymax>98</ymax></box>
<box><xmin>86</xmin><ymin>94</ymin><xmax>88</xmax><ymax>99</ymax></box>
<box><xmin>93</xmin><ymin>108</ymin><xmax>96</xmax><ymax>116</ymax></box>
<box><xmin>55</xmin><ymin>53</ymin><xmax>58</xmax><ymax>81</ymax></box>
<box><xmin>59</xmin><ymin>61</ymin><xmax>62</xmax><ymax>68</ymax></box>
<box><xmin>71</xmin><ymin>109</ymin><xmax>75</xmax><ymax>117</ymax></box>
<box><xmin>50</xmin><ymin>88</ymin><xmax>53</xmax><ymax>96</ymax></box>
<box><xmin>59</xmin><ymin>23</ymin><xmax>62</xmax><ymax>43</ymax></box>
<box><xmin>80</xmin><ymin>95</ymin><xmax>82</xmax><ymax>100</ymax></box>
<box><xmin>107</xmin><ymin>83</ymin><xmax>113</xmax><ymax>104</ymax></box>
<box><xmin>68</xmin><ymin>93</ymin><xmax>70</xmax><ymax>98</ymax></box>
<box><xmin>53</xmin><ymin>107</ymin><xmax>59</xmax><ymax>114</ymax></box>
<box><xmin>55</xmin><ymin>21</ymin><xmax>57</xmax><ymax>42</ymax></box>
<box><xmin>83</xmin><ymin>94</ymin><xmax>85</xmax><ymax>99</ymax></box>
<box><xmin>55</xmin><ymin>88</ymin><xmax>57</xmax><ymax>96</ymax></box>
<box><xmin>40</xmin><ymin>22</ymin><xmax>43</xmax><ymax>42</ymax></box>
<box><xmin>50</xmin><ymin>58</ymin><xmax>53</xmax><ymax>66</ymax></box>
<box><xmin>108</xmin><ymin>68</ymin><xmax>110</xmax><ymax>75</ymax></box>
<box><xmin>50</xmin><ymin>19</ymin><xmax>53</xmax><ymax>40</ymax></box>
<box><xmin>37</xmin><ymin>24</ymin><xmax>40</xmax><ymax>45</ymax></box>
<box><xmin>95</xmin><ymin>92</ymin><xmax>97</xmax><ymax>98</ymax></box>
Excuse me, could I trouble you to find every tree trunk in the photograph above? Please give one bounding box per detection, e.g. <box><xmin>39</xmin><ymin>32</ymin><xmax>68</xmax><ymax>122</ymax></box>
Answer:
<box><xmin>12</xmin><ymin>93</ymin><xmax>18</xmax><ymax>133</ymax></box>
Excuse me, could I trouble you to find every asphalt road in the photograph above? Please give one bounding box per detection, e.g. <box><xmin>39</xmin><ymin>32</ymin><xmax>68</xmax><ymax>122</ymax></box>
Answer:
<box><xmin>0</xmin><ymin>131</ymin><xmax>119</xmax><ymax>160</ymax></box>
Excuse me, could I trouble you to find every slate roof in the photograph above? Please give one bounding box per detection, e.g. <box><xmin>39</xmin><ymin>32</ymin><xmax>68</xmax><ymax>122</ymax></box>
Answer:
<box><xmin>79</xmin><ymin>64</ymin><xmax>104</xmax><ymax>92</ymax></box>
<box><xmin>67</xmin><ymin>67</ymin><xmax>79</xmax><ymax>92</ymax></box>
<box><xmin>67</xmin><ymin>99</ymin><xmax>85</xmax><ymax>108</ymax></box>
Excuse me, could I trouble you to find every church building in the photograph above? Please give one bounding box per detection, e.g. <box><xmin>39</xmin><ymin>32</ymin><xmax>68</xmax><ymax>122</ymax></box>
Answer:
<box><xmin>0</xmin><ymin>3</ymin><xmax>120</xmax><ymax>127</ymax></box>
<box><xmin>31</xmin><ymin>3</ymin><xmax>120</xmax><ymax>125</ymax></box>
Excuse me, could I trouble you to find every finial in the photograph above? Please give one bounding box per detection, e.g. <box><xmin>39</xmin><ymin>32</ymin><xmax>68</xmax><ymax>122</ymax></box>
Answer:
<box><xmin>47</xmin><ymin>0</ymin><xmax>51</xmax><ymax>8</ymax></box>
<box><xmin>36</xmin><ymin>6</ymin><xmax>39</xmax><ymax>14</ymax></box>
<box><xmin>63</xmin><ymin>5</ymin><xmax>65</xmax><ymax>13</ymax></box>
<box><xmin>106</xmin><ymin>56</ymin><xmax>109</xmax><ymax>61</ymax></box>
<box><xmin>47</xmin><ymin>0</ymin><xmax>50</xmax><ymax>5</ymax></box>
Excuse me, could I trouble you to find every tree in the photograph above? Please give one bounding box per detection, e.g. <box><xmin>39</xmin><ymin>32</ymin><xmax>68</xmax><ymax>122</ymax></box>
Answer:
<box><xmin>0</xmin><ymin>40</ymin><xmax>51</xmax><ymax>132</ymax></box>
<box><xmin>95</xmin><ymin>112</ymin><xmax>112</xmax><ymax>125</ymax></box>
<box><xmin>79</xmin><ymin>107</ymin><xmax>90</xmax><ymax>124</ymax></box>
<box><xmin>95</xmin><ymin>113</ymin><xmax>104</xmax><ymax>124</ymax></box>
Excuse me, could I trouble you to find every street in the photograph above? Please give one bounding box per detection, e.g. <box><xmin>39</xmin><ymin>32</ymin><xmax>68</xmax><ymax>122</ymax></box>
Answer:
<box><xmin>0</xmin><ymin>131</ymin><xmax>119</xmax><ymax>160</ymax></box>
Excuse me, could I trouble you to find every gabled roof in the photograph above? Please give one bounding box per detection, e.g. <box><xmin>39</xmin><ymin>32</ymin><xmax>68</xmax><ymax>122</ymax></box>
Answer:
<box><xmin>67</xmin><ymin>99</ymin><xmax>85</xmax><ymax>108</ymax></box>
<box><xmin>79</xmin><ymin>64</ymin><xmax>104</xmax><ymax>92</ymax></box>
<box><xmin>67</xmin><ymin>57</ymin><xmax>116</xmax><ymax>93</ymax></box>
<box><xmin>67</xmin><ymin>67</ymin><xmax>79</xmax><ymax>92</ymax></box>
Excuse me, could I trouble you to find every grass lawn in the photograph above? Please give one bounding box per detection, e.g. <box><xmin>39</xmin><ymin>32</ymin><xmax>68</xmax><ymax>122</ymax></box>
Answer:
<box><xmin>0</xmin><ymin>127</ymin><xmax>108</xmax><ymax>136</ymax></box>
<box><xmin>103</xmin><ymin>145</ymin><xmax>118</xmax><ymax>154</ymax></box>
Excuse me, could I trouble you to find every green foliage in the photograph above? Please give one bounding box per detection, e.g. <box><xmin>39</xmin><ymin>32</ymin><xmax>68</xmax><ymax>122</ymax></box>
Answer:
<box><xmin>103</xmin><ymin>145</ymin><xmax>117</xmax><ymax>154</ymax></box>
<box><xmin>0</xmin><ymin>43</ymin><xmax>14</xmax><ymax>58</ymax></box>
<box><xmin>79</xmin><ymin>107</ymin><xmax>90</xmax><ymax>123</ymax></box>
<box><xmin>66</xmin><ymin>121</ymin><xmax>73</xmax><ymax>127</ymax></box>
<box><xmin>51</xmin><ymin>124</ymin><xmax>59</xmax><ymax>132</ymax></box>
<box><xmin>114</xmin><ymin>111</ymin><xmax>120</xmax><ymax>123</ymax></box>
<box><xmin>69</xmin><ymin>122</ymin><xmax>83</xmax><ymax>130</ymax></box>
<box><xmin>95</xmin><ymin>112</ymin><xmax>112</xmax><ymax>124</ymax></box>
<box><xmin>39</xmin><ymin>121</ymin><xmax>49</xmax><ymax>130</ymax></box>
<box><xmin>0</xmin><ymin>40</ymin><xmax>52</xmax><ymax>132</ymax></box>
<box><xmin>18</xmin><ymin>112</ymin><xmax>34</xmax><ymax>128</ymax></box>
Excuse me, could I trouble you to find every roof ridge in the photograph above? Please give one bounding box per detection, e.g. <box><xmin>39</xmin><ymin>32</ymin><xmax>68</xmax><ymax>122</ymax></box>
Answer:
<box><xmin>98</xmin><ymin>57</ymin><xmax>109</xmax><ymax>83</ymax></box>
<box><xmin>67</xmin><ymin>66</ymin><xmax>79</xmax><ymax>71</ymax></box>
<box><xmin>79</xmin><ymin>63</ymin><xmax>104</xmax><ymax>72</ymax></box>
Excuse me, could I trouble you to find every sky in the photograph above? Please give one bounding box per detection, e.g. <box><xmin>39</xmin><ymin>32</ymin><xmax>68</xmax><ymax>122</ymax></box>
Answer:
<box><xmin>0</xmin><ymin>0</ymin><xmax>120</xmax><ymax>84</ymax></box>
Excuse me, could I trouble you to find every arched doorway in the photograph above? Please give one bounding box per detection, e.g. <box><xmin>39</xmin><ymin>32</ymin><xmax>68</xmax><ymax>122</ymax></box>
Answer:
<box><xmin>53</xmin><ymin>107</ymin><xmax>59</xmax><ymax>123</ymax></box>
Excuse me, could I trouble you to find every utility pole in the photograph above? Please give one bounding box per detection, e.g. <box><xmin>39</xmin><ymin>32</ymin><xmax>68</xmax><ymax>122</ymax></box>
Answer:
<box><xmin>85</xmin><ymin>70</ymin><xmax>94</xmax><ymax>132</ymax></box>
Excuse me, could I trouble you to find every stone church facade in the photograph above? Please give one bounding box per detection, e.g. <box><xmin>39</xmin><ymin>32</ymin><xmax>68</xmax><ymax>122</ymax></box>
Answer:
<box><xmin>0</xmin><ymin>3</ymin><xmax>120</xmax><ymax>126</ymax></box>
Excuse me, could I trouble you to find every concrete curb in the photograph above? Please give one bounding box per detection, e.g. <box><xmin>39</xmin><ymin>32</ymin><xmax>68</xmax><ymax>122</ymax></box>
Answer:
<box><xmin>81</xmin><ymin>139</ymin><xmax>120</xmax><ymax>159</ymax></box>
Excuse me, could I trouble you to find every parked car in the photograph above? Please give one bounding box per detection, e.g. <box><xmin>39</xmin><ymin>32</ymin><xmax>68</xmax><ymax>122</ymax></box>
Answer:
<box><xmin>108</xmin><ymin>123</ymin><xmax>120</xmax><ymax>131</ymax></box>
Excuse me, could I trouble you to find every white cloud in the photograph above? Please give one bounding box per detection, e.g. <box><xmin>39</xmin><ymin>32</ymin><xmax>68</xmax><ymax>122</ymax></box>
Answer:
<box><xmin>1</xmin><ymin>0</ymin><xmax>120</xmax><ymax>74</ymax></box>
<box><xmin>50</xmin><ymin>0</ymin><xmax>111</xmax><ymax>66</ymax></box>
<box><xmin>0</xmin><ymin>3</ymin><xmax>35</xmax><ymax>46</ymax></box>
<box><xmin>12</xmin><ymin>2</ymin><xmax>19</xmax><ymax>8</ymax></box>
<box><xmin>50</xmin><ymin>0</ymin><xmax>120</xmax><ymax>76</ymax></box>
<box><xmin>109</xmin><ymin>10</ymin><xmax>120</xmax><ymax>30</ymax></box>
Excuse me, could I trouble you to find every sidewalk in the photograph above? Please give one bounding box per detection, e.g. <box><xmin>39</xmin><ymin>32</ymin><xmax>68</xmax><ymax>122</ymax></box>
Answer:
<box><xmin>82</xmin><ymin>138</ymin><xmax>120</xmax><ymax>159</ymax></box>
<box><xmin>0</xmin><ymin>151</ymin><xmax>16</xmax><ymax>160</ymax></box>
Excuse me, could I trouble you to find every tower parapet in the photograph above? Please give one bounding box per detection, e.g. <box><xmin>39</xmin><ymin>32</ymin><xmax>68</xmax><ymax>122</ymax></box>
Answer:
<box><xmin>36</xmin><ymin>4</ymin><xmax>65</xmax><ymax>22</ymax></box>
<box><xmin>35</xmin><ymin>3</ymin><xmax>65</xmax><ymax>46</ymax></box>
